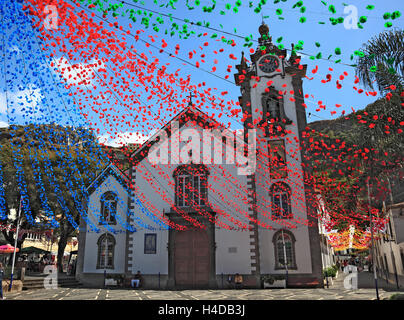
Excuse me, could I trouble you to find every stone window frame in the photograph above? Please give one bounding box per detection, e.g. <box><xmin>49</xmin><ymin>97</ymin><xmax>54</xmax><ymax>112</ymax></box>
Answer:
<box><xmin>144</xmin><ymin>233</ymin><xmax>157</xmax><ymax>254</ymax></box>
<box><xmin>261</xmin><ymin>87</ymin><xmax>292</xmax><ymax>125</ymax></box>
<box><xmin>99</xmin><ymin>191</ymin><xmax>118</xmax><ymax>225</ymax></box>
<box><xmin>268</xmin><ymin>140</ymin><xmax>288</xmax><ymax>179</ymax></box>
<box><xmin>272</xmin><ymin>229</ymin><xmax>297</xmax><ymax>270</ymax></box>
<box><xmin>173</xmin><ymin>164</ymin><xmax>209</xmax><ymax>208</ymax></box>
<box><xmin>96</xmin><ymin>233</ymin><xmax>116</xmax><ymax>269</ymax></box>
<box><xmin>270</xmin><ymin>182</ymin><xmax>293</xmax><ymax>219</ymax></box>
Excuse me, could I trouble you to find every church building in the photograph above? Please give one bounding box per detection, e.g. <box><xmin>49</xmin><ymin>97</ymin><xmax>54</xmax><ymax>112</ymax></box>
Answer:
<box><xmin>76</xmin><ymin>24</ymin><xmax>323</xmax><ymax>289</ymax></box>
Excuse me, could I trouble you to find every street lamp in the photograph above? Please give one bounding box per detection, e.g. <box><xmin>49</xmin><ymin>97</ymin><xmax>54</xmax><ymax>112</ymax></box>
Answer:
<box><xmin>281</xmin><ymin>229</ymin><xmax>288</xmax><ymax>288</ymax></box>
<box><xmin>367</xmin><ymin>180</ymin><xmax>379</xmax><ymax>300</ymax></box>
<box><xmin>9</xmin><ymin>195</ymin><xmax>22</xmax><ymax>291</ymax></box>
<box><xmin>367</xmin><ymin>134</ymin><xmax>379</xmax><ymax>300</ymax></box>
<box><xmin>386</xmin><ymin>178</ymin><xmax>400</xmax><ymax>290</ymax></box>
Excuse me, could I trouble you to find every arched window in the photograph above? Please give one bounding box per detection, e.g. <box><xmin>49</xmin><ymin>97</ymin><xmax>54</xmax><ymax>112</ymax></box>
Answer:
<box><xmin>97</xmin><ymin>233</ymin><xmax>116</xmax><ymax>269</ymax></box>
<box><xmin>261</xmin><ymin>89</ymin><xmax>291</xmax><ymax>123</ymax></box>
<box><xmin>173</xmin><ymin>164</ymin><xmax>209</xmax><ymax>208</ymax></box>
<box><xmin>268</xmin><ymin>140</ymin><xmax>288</xmax><ymax>178</ymax></box>
<box><xmin>270</xmin><ymin>183</ymin><xmax>292</xmax><ymax>219</ymax></box>
<box><xmin>100</xmin><ymin>192</ymin><xmax>117</xmax><ymax>225</ymax></box>
<box><xmin>273</xmin><ymin>230</ymin><xmax>297</xmax><ymax>270</ymax></box>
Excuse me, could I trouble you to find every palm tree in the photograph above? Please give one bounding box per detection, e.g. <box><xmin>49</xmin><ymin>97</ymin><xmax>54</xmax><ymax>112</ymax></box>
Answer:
<box><xmin>356</xmin><ymin>29</ymin><xmax>404</xmax><ymax>94</ymax></box>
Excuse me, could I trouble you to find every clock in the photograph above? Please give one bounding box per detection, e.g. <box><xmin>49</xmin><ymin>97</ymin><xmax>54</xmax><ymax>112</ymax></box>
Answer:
<box><xmin>258</xmin><ymin>55</ymin><xmax>279</xmax><ymax>73</ymax></box>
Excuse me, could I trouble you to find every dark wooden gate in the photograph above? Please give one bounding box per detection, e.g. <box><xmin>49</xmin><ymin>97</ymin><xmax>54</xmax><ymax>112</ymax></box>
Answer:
<box><xmin>174</xmin><ymin>229</ymin><xmax>210</xmax><ymax>287</ymax></box>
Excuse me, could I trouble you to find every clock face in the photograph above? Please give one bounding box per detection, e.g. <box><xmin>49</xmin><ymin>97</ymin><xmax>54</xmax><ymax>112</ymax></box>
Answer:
<box><xmin>258</xmin><ymin>56</ymin><xmax>279</xmax><ymax>73</ymax></box>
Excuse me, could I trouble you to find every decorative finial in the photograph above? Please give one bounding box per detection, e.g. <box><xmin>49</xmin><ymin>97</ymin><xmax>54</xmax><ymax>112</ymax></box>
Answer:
<box><xmin>291</xmin><ymin>43</ymin><xmax>297</xmax><ymax>56</ymax></box>
<box><xmin>258</xmin><ymin>23</ymin><xmax>269</xmax><ymax>37</ymax></box>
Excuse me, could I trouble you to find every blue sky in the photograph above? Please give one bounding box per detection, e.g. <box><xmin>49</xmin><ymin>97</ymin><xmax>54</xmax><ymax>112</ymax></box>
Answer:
<box><xmin>0</xmin><ymin>0</ymin><xmax>403</xmax><ymax>145</ymax></box>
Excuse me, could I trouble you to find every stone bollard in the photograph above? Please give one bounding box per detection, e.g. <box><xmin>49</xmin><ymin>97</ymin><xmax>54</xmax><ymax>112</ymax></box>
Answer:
<box><xmin>20</xmin><ymin>267</ymin><xmax>25</xmax><ymax>282</ymax></box>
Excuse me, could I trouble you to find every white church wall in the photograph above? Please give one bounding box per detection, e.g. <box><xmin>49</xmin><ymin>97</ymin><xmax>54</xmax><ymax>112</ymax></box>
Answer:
<box><xmin>129</xmin><ymin>228</ymin><xmax>169</xmax><ymax>275</ymax></box>
<box><xmin>83</xmin><ymin>174</ymin><xmax>128</xmax><ymax>274</ymax></box>
<box><xmin>215</xmin><ymin>228</ymin><xmax>252</xmax><ymax>274</ymax></box>
<box><xmin>209</xmin><ymin>153</ymin><xmax>252</xmax><ymax>275</ymax></box>
<box><xmin>131</xmin><ymin>159</ymin><xmax>172</xmax><ymax>275</ymax></box>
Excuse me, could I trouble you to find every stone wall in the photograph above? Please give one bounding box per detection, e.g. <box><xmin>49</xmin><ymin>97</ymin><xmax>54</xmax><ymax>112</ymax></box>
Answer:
<box><xmin>1</xmin><ymin>280</ymin><xmax>23</xmax><ymax>294</ymax></box>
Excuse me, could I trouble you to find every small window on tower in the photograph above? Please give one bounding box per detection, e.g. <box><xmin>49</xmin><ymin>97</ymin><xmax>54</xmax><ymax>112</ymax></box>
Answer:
<box><xmin>261</xmin><ymin>89</ymin><xmax>292</xmax><ymax>133</ymax></box>
<box><xmin>266</xmin><ymin>98</ymin><xmax>280</xmax><ymax>120</ymax></box>
<box><xmin>228</xmin><ymin>247</ymin><xmax>238</xmax><ymax>253</ymax></box>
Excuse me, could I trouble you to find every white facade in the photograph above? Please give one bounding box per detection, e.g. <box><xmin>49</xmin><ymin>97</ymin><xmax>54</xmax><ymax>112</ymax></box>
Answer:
<box><xmin>375</xmin><ymin>203</ymin><xmax>404</xmax><ymax>279</ymax></box>
<box><xmin>78</xmin><ymin>106</ymin><xmax>322</xmax><ymax>288</ymax></box>
<box><xmin>83</xmin><ymin>170</ymin><xmax>128</xmax><ymax>274</ymax></box>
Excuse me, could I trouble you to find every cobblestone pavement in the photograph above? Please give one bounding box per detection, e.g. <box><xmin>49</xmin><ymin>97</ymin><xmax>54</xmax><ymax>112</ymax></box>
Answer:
<box><xmin>2</xmin><ymin>286</ymin><xmax>399</xmax><ymax>300</ymax></box>
<box><xmin>3</xmin><ymin>273</ymin><xmax>402</xmax><ymax>300</ymax></box>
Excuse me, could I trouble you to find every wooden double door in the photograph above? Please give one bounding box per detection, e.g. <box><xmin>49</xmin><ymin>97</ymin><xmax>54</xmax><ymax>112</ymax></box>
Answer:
<box><xmin>174</xmin><ymin>229</ymin><xmax>210</xmax><ymax>288</ymax></box>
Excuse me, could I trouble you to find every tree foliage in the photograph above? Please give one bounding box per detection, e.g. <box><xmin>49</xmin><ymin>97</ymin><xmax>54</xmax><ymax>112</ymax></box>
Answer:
<box><xmin>0</xmin><ymin>124</ymin><xmax>107</xmax><ymax>268</ymax></box>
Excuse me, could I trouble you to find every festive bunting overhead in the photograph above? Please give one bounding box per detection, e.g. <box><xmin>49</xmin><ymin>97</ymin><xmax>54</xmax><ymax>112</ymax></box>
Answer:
<box><xmin>0</xmin><ymin>0</ymin><xmax>402</xmax><ymax>250</ymax></box>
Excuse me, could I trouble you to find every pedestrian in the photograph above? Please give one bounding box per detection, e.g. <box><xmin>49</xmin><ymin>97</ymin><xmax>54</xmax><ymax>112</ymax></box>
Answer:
<box><xmin>234</xmin><ymin>273</ymin><xmax>243</xmax><ymax>289</ymax></box>
<box><xmin>0</xmin><ymin>262</ymin><xmax>5</xmax><ymax>300</ymax></box>
<box><xmin>131</xmin><ymin>270</ymin><xmax>142</xmax><ymax>288</ymax></box>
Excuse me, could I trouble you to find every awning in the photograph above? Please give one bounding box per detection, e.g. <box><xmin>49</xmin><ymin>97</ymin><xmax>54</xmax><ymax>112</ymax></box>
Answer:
<box><xmin>0</xmin><ymin>244</ymin><xmax>19</xmax><ymax>254</ymax></box>
<box><xmin>20</xmin><ymin>246</ymin><xmax>50</xmax><ymax>255</ymax></box>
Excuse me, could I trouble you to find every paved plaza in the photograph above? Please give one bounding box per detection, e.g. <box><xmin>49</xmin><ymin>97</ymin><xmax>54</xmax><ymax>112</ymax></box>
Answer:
<box><xmin>2</xmin><ymin>273</ymin><xmax>402</xmax><ymax>300</ymax></box>
<box><xmin>1</xmin><ymin>287</ymin><xmax>397</xmax><ymax>300</ymax></box>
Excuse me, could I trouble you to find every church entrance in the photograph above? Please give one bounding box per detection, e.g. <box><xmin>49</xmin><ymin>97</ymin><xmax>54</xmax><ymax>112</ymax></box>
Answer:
<box><xmin>174</xmin><ymin>229</ymin><xmax>210</xmax><ymax>287</ymax></box>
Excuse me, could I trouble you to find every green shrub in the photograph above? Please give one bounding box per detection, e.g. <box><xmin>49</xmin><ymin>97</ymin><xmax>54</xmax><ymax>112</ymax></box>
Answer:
<box><xmin>261</xmin><ymin>274</ymin><xmax>285</xmax><ymax>284</ymax></box>
<box><xmin>261</xmin><ymin>275</ymin><xmax>274</xmax><ymax>284</ymax></box>
<box><xmin>323</xmin><ymin>267</ymin><xmax>337</xmax><ymax>277</ymax></box>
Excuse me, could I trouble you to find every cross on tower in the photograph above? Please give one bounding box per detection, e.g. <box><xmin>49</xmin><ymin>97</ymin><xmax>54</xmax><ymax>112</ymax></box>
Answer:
<box><xmin>187</xmin><ymin>92</ymin><xmax>196</xmax><ymax>106</ymax></box>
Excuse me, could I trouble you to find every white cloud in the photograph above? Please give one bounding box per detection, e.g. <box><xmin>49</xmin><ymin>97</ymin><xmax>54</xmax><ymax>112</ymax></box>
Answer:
<box><xmin>0</xmin><ymin>84</ymin><xmax>44</xmax><ymax>118</ymax></box>
<box><xmin>52</xmin><ymin>57</ymin><xmax>106</xmax><ymax>87</ymax></box>
<box><xmin>97</xmin><ymin>130</ymin><xmax>153</xmax><ymax>147</ymax></box>
<box><xmin>8</xmin><ymin>46</ymin><xmax>21</xmax><ymax>55</ymax></box>
<box><xmin>0</xmin><ymin>120</ymin><xmax>9</xmax><ymax>128</ymax></box>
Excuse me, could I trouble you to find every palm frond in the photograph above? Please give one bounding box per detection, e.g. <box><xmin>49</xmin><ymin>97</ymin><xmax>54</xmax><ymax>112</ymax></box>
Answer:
<box><xmin>356</xmin><ymin>29</ymin><xmax>404</xmax><ymax>94</ymax></box>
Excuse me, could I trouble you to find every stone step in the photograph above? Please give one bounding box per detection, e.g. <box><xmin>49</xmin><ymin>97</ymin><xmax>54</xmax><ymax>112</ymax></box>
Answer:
<box><xmin>23</xmin><ymin>278</ymin><xmax>81</xmax><ymax>290</ymax></box>
<box><xmin>23</xmin><ymin>281</ymin><xmax>44</xmax><ymax>285</ymax></box>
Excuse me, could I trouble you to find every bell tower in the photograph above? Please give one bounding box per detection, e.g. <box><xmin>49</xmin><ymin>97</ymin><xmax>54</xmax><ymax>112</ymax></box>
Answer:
<box><xmin>235</xmin><ymin>23</ymin><xmax>323</xmax><ymax>286</ymax></box>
